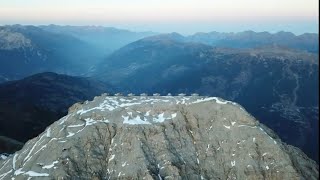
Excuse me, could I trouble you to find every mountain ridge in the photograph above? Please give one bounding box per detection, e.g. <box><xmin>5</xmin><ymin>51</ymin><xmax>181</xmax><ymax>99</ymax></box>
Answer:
<box><xmin>0</xmin><ymin>95</ymin><xmax>318</xmax><ymax>179</ymax></box>
<box><xmin>145</xmin><ymin>31</ymin><xmax>318</xmax><ymax>53</ymax></box>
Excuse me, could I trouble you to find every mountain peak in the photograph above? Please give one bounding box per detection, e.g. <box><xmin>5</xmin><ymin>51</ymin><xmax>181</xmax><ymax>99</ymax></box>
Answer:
<box><xmin>0</xmin><ymin>27</ymin><xmax>33</xmax><ymax>50</ymax></box>
<box><xmin>0</xmin><ymin>95</ymin><xmax>318</xmax><ymax>179</ymax></box>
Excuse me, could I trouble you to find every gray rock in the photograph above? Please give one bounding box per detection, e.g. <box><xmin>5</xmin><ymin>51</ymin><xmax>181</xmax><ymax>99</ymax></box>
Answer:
<box><xmin>0</xmin><ymin>96</ymin><xmax>318</xmax><ymax>179</ymax></box>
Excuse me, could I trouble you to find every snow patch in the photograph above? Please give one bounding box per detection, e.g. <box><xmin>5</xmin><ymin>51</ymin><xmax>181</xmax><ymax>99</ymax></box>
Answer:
<box><xmin>42</xmin><ymin>161</ymin><xmax>58</xmax><ymax>169</ymax></box>
<box><xmin>171</xmin><ymin>113</ymin><xmax>177</xmax><ymax>118</ymax></box>
<box><xmin>25</xmin><ymin>171</ymin><xmax>49</xmax><ymax>177</ymax></box>
<box><xmin>12</xmin><ymin>153</ymin><xmax>18</xmax><ymax>170</ymax></box>
<box><xmin>231</xmin><ymin>161</ymin><xmax>236</xmax><ymax>167</ymax></box>
<box><xmin>67</xmin><ymin>131</ymin><xmax>75</xmax><ymax>137</ymax></box>
<box><xmin>84</xmin><ymin>118</ymin><xmax>98</xmax><ymax>126</ymax></box>
<box><xmin>153</xmin><ymin>113</ymin><xmax>166</xmax><ymax>123</ymax></box>
<box><xmin>68</xmin><ymin>124</ymin><xmax>84</xmax><ymax>128</ymax></box>
<box><xmin>14</xmin><ymin>169</ymin><xmax>49</xmax><ymax>177</ymax></box>
<box><xmin>108</xmin><ymin>155</ymin><xmax>115</xmax><ymax>162</ymax></box>
<box><xmin>122</xmin><ymin>115</ymin><xmax>151</xmax><ymax>125</ymax></box>
<box><xmin>237</xmin><ymin>125</ymin><xmax>257</xmax><ymax>128</ymax></box>
<box><xmin>0</xmin><ymin>155</ymin><xmax>7</xmax><ymax>160</ymax></box>
<box><xmin>46</xmin><ymin>128</ymin><xmax>51</xmax><ymax>137</ymax></box>
<box><xmin>206</xmin><ymin>144</ymin><xmax>210</xmax><ymax>153</ymax></box>
<box><xmin>190</xmin><ymin>97</ymin><xmax>227</xmax><ymax>104</ymax></box>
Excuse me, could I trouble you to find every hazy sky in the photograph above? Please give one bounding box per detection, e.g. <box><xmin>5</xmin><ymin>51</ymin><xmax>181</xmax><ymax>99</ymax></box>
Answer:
<box><xmin>0</xmin><ymin>0</ymin><xmax>318</xmax><ymax>35</ymax></box>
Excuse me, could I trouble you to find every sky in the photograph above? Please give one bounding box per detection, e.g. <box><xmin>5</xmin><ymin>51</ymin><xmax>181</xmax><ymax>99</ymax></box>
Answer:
<box><xmin>0</xmin><ymin>0</ymin><xmax>318</xmax><ymax>35</ymax></box>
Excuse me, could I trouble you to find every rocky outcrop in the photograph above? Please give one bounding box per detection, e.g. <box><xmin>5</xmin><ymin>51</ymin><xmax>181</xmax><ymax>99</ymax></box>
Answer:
<box><xmin>0</xmin><ymin>95</ymin><xmax>318</xmax><ymax>179</ymax></box>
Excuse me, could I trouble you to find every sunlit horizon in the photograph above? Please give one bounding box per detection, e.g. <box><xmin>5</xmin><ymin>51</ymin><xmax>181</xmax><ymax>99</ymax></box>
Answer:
<box><xmin>0</xmin><ymin>0</ymin><xmax>318</xmax><ymax>35</ymax></box>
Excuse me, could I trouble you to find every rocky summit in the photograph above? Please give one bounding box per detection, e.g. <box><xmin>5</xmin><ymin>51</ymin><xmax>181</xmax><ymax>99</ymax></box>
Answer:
<box><xmin>0</xmin><ymin>95</ymin><xmax>318</xmax><ymax>180</ymax></box>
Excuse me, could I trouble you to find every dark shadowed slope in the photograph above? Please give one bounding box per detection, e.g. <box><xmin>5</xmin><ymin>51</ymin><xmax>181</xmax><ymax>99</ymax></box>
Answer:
<box><xmin>0</xmin><ymin>72</ymin><xmax>112</xmax><ymax>153</ymax></box>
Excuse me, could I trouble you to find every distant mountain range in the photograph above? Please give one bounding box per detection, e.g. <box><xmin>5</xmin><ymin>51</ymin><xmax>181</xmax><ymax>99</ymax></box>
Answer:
<box><xmin>0</xmin><ymin>26</ymin><xmax>318</xmax><ymax>83</ymax></box>
<box><xmin>0</xmin><ymin>25</ymin><xmax>100</xmax><ymax>80</ymax></box>
<box><xmin>40</xmin><ymin>25</ymin><xmax>157</xmax><ymax>55</ymax></box>
<box><xmin>0</xmin><ymin>72</ymin><xmax>112</xmax><ymax>153</ymax></box>
<box><xmin>0</xmin><ymin>25</ymin><xmax>156</xmax><ymax>81</ymax></box>
<box><xmin>186</xmin><ymin>31</ymin><xmax>319</xmax><ymax>53</ymax></box>
<box><xmin>130</xmin><ymin>31</ymin><xmax>318</xmax><ymax>53</ymax></box>
<box><xmin>93</xmin><ymin>35</ymin><xmax>319</xmax><ymax>162</ymax></box>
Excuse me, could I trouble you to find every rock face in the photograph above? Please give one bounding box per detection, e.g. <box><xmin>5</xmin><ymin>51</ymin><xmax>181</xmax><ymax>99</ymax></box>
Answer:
<box><xmin>0</xmin><ymin>95</ymin><xmax>318</xmax><ymax>179</ymax></box>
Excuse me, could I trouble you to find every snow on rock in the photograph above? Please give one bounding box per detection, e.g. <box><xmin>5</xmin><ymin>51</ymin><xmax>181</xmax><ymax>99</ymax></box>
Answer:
<box><xmin>171</xmin><ymin>113</ymin><xmax>177</xmax><ymax>118</ymax></box>
<box><xmin>237</xmin><ymin>125</ymin><xmax>257</xmax><ymax>129</ymax></box>
<box><xmin>152</xmin><ymin>113</ymin><xmax>166</xmax><ymax>123</ymax></box>
<box><xmin>122</xmin><ymin>115</ymin><xmax>151</xmax><ymax>125</ymax></box>
<box><xmin>231</xmin><ymin>161</ymin><xmax>236</xmax><ymax>167</ymax></box>
<box><xmin>12</xmin><ymin>154</ymin><xmax>18</xmax><ymax>170</ymax></box>
<box><xmin>0</xmin><ymin>155</ymin><xmax>7</xmax><ymax>160</ymax></box>
<box><xmin>108</xmin><ymin>155</ymin><xmax>115</xmax><ymax>162</ymax></box>
<box><xmin>152</xmin><ymin>113</ymin><xmax>177</xmax><ymax>123</ymax></box>
<box><xmin>0</xmin><ymin>95</ymin><xmax>314</xmax><ymax>179</ymax></box>
<box><xmin>68</xmin><ymin>124</ymin><xmax>84</xmax><ymax>128</ymax></box>
<box><xmin>23</xmin><ymin>171</ymin><xmax>49</xmax><ymax>177</ymax></box>
<box><xmin>14</xmin><ymin>168</ymin><xmax>49</xmax><ymax>177</ymax></box>
<box><xmin>46</xmin><ymin>128</ymin><xmax>51</xmax><ymax>138</ymax></box>
<box><xmin>66</xmin><ymin>132</ymin><xmax>75</xmax><ymax>138</ymax></box>
<box><xmin>122</xmin><ymin>111</ymin><xmax>177</xmax><ymax>125</ymax></box>
<box><xmin>84</xmin><ymin>118</ymin><xmax>98</xmax><ymax>126</ymax></box>
<box><xmin>42</xmin><ymin>161</ymin><xmax>59</xmax><ymax>169</ymax></box>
